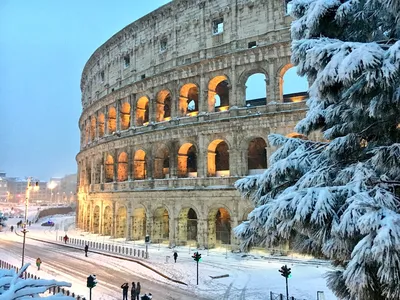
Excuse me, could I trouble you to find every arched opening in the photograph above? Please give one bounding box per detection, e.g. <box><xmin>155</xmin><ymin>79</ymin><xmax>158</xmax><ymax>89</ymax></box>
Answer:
<box><xmin>117</xmin><ymin>152</ymin><xmax>128</xmax><ymax>182</ymax></box>
<box><xmin>178</xmin><ymin>143</ymin><xmax>197</xmax><ymax>178</ymax></box>
<box><xmin>208</xmin><ymin>76</ymin><xmax>229</xmax><ymax>112</ymax></box>
<box><xmin>120</xmin><ymin>102</ymin><xmax>131</xmax><ymax>130</ymax></box>
<box><xmin>208</xmin><ymin>140</ymin><xmax>230</xmax><ymax>177</ymax></box>
<box><xmin>108</xmin><ymin>107</ymin><xmax>117</xmax><ymax>133</ymax></box>
<box><xmin>116</xmin><ymin>206</ymin><xmax>127</xmax><ymax>238</ymax></box>
<box><xmin>156</xmin><ymin>90</ymin><xmax>172</xmax><ymax>122</ymax></box>
<box><xmin>103</xmin><ymin>206</ymin><xmax>112</xmax><ymax>236</ymax></box>
<box><xmin>105</xmin><ymin>154</ymin><xmax>114</xmax><ymax>183</ymax></box>
<box><xmin>207</xmin><ymin>208</ymin><xmax>231</xmax><ymax>247</ymax></box>
<box><xmin>98</xmin><ymin>113</ymin><xmax>105</xmax><ymax>138</ymax></box>
<box><xmin>154</xmin><ymin>146</ymin><xmax>170</xmax><ymax>179</ymax></box>
<box><xmin>93</xmin><ymin>206</ymin><xmax>100</xmax><ymax>234</ymax></box>
<box><xmin>179</xmin><ymin>84</ymin><xmax>199</xmax><ymax>116</ymax></box>
<box><xmin>177</xmin><ymin>208</ymin><xmax>198</xmax><ymax>246</ymax></box>
<box><xmin>85</xmin><ymin>204</ymin><xmax>90</xmax><ymax>231</ymax></box>
<box><xmin>132</xmin><ymin>207</ymin><xmax>146</xmax><ymax>240</ymax></box>
<box><xmin>245</xmin><ymin>73</ymin><xmax>267</xmax><ymax>107</ymax></box>
<box><xmin>90</xmin><ymin>116</ymin><xmax>96</xmax><ymax>141</ymax></box>
<box><xmin>95</xmin><ymin>158</ymin><xmax>102</xmax><ymax>184</ymax></box>
<box><xmin>134</xmin><ymin>150</ymin><xmax>147</xmax><ymax>179</ymax></box>
<box><xmin>136</xmin><ymin>96</ymin><xmax>149</xmax><ymax>126</ymax></box>
<box><xmin>247</xmin><ymin>137</ymin><xmax>268</xmax><ymax>175</ymax></box>
<box><xmin>153</xmin><ymin>208</ymin><xmax>169</xmax><ymax>242</ymax></box>
<box><xmin>281</xmin><ymin>66</ymin><xmax>308</xmax><ymax>103</ymax></box>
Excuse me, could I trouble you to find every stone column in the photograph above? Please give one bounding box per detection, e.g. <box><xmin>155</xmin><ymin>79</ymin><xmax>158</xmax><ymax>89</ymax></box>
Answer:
<box><xmin>170</xmin><ymin>141</ymin><xmax>178</xmax><ymax>178</ymax></box>
<box><xmin>149</xmin><ymin>95</ymin><xmax>156</xmax><ymax>123</ymax></box>
<box><xmin>128</xmin><ymin>148</ymin><xmax>133</xmax><ymax>181</ymax></box>
<box><xmin>130</xmin><ymin>94</ymin><xmax>136</xmax><ymax>127</ymax></box>
<box><xmin>169</xmin><ymin>212</ymin><xmax>176</xmax><ymax>247</ymax></box>
<box><xmin>112</xmin><ymin>202</ymin><xmax>116</xmax><ymax>238</ymax></box>
<box><xmin>230</xmin><ymin>61</ymin><xmax>238</xmax><ymax>107</ymax></box>
<box><xmin>177</xmin><ymin>154</ymin><xmax>187</xmax><ymax>177</ymax></box>
<box><xmin>146</xmin><ymin>153</ymin><xmax>153</xmax><ymax>179</ymax></box>
<box><xmin>113</xmin><ymin>150</ymin><xmax>118</xmax><ymax>182</ymax></box>
<box><xmin>146</xmin><ymin>211</ymin><xmax>153</xmax><ymax>241</ymax></box>
<box><xmin>104</xmin><ymin>106</ymin><xmax>109</xmax><ymax>135</ymax></box>
<box><xmin>199</xmin><ymin>74</ymin><xmax>207</xmax><ymax>113</ymax></box>
<box><xmin>116</xmin><ymin>101</ymin><xmax>121</xmax><ymax>131</ymax></box>
<box><xmin>127</xmin><ymin>202</ymin><xmax>132</xmax><ymax>240</ymax></box>
<box><xmin>99</xmin><ymin>201</ymin><xmax>103</xmax><ymax>235</ymax></box>
<box><xmin>153</xmin><ymin>158</ymin><xmax>163</xmax><ymax>179</ymax></box>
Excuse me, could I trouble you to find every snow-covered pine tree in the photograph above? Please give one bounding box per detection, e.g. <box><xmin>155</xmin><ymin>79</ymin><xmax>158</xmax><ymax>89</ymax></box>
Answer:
<box><xmin>0</xmin><ymin>263</ymin><xmax>74</xmax><ymax>299</ymax></box>
<box><xmin>234</xmin><ymin>0</ymin><xmax>400</xmax><ymax>299</ymax></box>
<box><xmin>0</xmin><ymin>212</ymin><xmax>7</xmax><ymax>231</ymax></box>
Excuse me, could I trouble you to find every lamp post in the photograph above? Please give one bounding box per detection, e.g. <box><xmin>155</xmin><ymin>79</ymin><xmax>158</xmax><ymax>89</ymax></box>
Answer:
<box><xmin>21</xmin><ymin>177</ymin><xmax>39</xmax><ymax>267</ymax></box>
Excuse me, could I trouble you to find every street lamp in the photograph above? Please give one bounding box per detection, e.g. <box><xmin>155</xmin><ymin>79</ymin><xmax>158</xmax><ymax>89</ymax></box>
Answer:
<box><xmin>21</xmin><ymin>177</ymin><xmax>39</xmax><ymax>267</ymax></box>
<box><xmin>47</xmin><ymin>181</ymin><xmax>57</xmax><ymax>206</ymax></box>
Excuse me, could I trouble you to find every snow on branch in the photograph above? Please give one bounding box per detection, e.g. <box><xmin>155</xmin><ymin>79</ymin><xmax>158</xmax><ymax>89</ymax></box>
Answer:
<box><xmin>0</xmin><ymin>264</ymin><xmax>74</xmax><ymax>300</ymax></box>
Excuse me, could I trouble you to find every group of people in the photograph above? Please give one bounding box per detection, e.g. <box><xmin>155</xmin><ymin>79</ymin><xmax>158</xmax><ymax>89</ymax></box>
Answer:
<box><xmin>121</xmin><ymin>282</ymin><xmax>151</xmax><ymax>300</ymax></box>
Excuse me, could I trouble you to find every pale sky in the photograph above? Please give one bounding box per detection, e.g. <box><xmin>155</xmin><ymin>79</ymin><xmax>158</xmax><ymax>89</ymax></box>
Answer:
<box><xmin>0</xmin><ymin>0</ymin><xmax>307</xmax><ymax>181</ymax></box>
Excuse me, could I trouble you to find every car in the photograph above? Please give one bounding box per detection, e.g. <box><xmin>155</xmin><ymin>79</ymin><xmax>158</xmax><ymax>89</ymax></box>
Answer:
<box><xmin>41</xmin><ymin>221</ymin><xmax>55</xmax><ymax>227</ymax></box>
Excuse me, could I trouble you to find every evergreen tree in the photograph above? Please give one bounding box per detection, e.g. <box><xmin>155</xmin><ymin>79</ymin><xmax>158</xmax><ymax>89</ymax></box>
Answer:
<box><xmin>234</xmin><ymin>0</ymin><xmax>400</xmax><ymax>299</ymax></box>
<box><xmin>0</xmin><ymin>212</ymin><xmax>7</xmax><ymax>230</ymax></box>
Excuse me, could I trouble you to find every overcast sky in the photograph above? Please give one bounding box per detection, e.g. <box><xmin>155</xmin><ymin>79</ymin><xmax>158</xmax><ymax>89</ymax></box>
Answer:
<box><xmin>0</xmin><ymin>0</ymin><xmax>307</xmax><ymax>181</ymax></box>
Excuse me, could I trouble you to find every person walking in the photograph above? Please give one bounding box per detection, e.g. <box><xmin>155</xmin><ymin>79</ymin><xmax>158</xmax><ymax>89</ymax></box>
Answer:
<box><xmin>121</xmin><ymin>282</ymin><xmax>129</xmax><ymax>300</ymax></box>
<box><xmin>36</xmin><ymin>258</ymin><xmax>42</xmax><ymax>270</ymax></box>
<box><xmin>173</xmin><ymin>251</ymin><xmax>178</xmax><ymax>263</ymax></box>
<box><xmin>130</xmin><ymin>282</ymin><xmax>136</xmax><ymax>300</ymax></box>
<box><xmin>135</xmin><ymin>282</ymin><xmax>141</xmax><ymax>300</ymax></box>
<box><xmin>10</xmin><ymin>225</ymin><xmax>14</xmax><ymax>233</ymax></box>
<box><xmin>63</xmin><ymin>234</ymin><xmax>69</xmax><ymax>244</ymax></box>
<box><xmin>84</xmin><ymin>244</ymin><xmax>89</xmax><ymax>257</ymax></box>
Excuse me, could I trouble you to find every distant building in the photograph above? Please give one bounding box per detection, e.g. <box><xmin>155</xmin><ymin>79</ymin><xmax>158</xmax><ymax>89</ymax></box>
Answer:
<box><xmin>0</xmin><ymin>175</ymin><xmax>8</xmax><ymax>202</ymax></box>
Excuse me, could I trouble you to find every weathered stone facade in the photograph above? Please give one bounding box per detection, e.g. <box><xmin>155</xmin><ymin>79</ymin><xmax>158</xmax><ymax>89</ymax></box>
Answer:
<box><xmin>76</xmin><ymin>0</ymin><xmax>309</xmax><ymax>248</ymax></box>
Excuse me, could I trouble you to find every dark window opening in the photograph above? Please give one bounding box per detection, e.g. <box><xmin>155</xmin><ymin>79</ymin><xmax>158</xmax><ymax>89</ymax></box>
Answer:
<box><xmin>164</xmin><ymin>94</ymin><xmax>171</xmax><ymax>118</ymax></box>
<box><xmin>123</xmin><ymin>55</ymin><xmax>130</xmax><ymax>68</ymax></box>
<box><xmin>187</xmin><ymin>87</ymin><xmax>199</xmax><ymax>112</ymax></box>
<box><xmin>248</xmin><ymin>41</ymin><xmax>257</xmax><ymax>48</ymax></box>
<box><xmin>160</xmin><ymin>38</ymin><xmax>167</xmax><ymax>52</ymax></box>
<box><xmin>100</xmin><ymin>71</ymin><xmax>105</xmax><ymax>83</ymax></box>
<box><xmin>212</xmin><ymin>18</ymin><xmax>224</xmax><ymax>35</ymax></box>
<box><xmin>141</xmin><ymin>74</ymin><xmax>146</xmax><ymax>80</ymax></box>
<box><xmin>187</xmin><ymin>146</ymin><xmax>197</xmax><ymax>172</ymax></box>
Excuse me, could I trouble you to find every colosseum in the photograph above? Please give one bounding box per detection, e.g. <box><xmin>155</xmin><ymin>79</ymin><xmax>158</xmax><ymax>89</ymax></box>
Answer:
<box><xmin>76</xmin><ymin>0</ymin><xmax>309</xmax><ymax>249</ymax></box>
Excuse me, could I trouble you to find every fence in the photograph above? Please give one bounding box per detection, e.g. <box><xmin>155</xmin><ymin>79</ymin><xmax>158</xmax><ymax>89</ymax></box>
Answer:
<box><xmin>270</xmin><ymin>291</ymin><xmax>307</xmax><ymax>300</ymax></box>
<box><xmin>60</xmin><ymin>236</ymin><xmax>148</xmax><ymax>258</ymax></box>
<box><xmin>0</xmin><ymin>260</ymin><xmax>85</xmax><ymax>300</ymax></box>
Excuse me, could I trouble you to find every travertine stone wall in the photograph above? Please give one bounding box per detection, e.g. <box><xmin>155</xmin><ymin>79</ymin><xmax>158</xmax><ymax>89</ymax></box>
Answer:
<box><xmin>77</xmin><ymin>0</ymin><xmax>308</xmax><ymax>248</ymax></box>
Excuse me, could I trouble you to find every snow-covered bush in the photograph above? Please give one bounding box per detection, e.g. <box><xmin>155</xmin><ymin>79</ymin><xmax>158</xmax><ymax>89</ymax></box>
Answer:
<box><xmin>234</xmin><ymin>0</ymin><xmax>400</xmax><ymax>299</ymax></box>
<box><xmin>0</xmin><ymin>264</ymin><xmax>74</xmax><ymax>299</ymax></box>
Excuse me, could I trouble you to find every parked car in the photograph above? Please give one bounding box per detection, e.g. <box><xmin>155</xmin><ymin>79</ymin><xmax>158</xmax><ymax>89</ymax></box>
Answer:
<box><xmin>41</xmin><ymin>221</ymin><xmax>54</xmax><ymax>227</ymax></box>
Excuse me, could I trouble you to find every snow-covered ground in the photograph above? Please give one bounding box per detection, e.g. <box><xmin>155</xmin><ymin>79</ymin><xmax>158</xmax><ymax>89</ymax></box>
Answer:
<box><xmin>0</xmin><ymin>206</ymin><xmax>337</xmax><ymax>300</ymax></box>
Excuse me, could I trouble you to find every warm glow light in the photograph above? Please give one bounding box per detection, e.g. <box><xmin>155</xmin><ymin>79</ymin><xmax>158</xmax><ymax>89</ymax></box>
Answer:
<box><xmin>187</xmin><ymin>112</ymin><xmax>199</xmax><ymax>117</ymax></box>
<box><xmin>47</xmin><ymin>181</ymin><xmax>57</xmax><ymax>190</ymax></box>
<box><xmin>143</xmin><ymin>122</ymin><xmax>149</xmax><ymax>126</ymax></box>
<box><xmin>164</xmin><ymin>117</ymin><xmax>171</xmax><ymax>121</ymax></box>
<box><xmin>216</xmin><ymin>106</ymin><xmax>229</xmax><ymax>112</ymax></box>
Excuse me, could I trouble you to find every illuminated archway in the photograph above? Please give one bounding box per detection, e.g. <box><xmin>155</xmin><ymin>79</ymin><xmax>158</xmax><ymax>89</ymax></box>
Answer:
<box><xmin>207</xmin><ymin>139</ymin><xmax>229</xmax><ymax>177</ymax></box>
<box><xmin>208</xmin><ymin>76</ymin><xmax>229</xmax><ymax>112</ymax></box>
<box><xmin>116</xmin><ymin>206</ymin><xmax>127</xmax><ymax>238</ymax></box>
<box><xmin>136</xmin><ymin>96</ymin><xmax>149</xmax><ymax>126</ymax></box>
<box><xmin>280</xmin><ymin>65</ymin><xmax>308</xmax><ymax>103</ymax></box>
<box><xmin>103</xmin><ymin>206</ymin><xmax>112</xmax><ymax>236</ymax></box>
<box><xmin>179</xmin><ymin>84</ymin><xmax>199</xmax><ymax>116</ymax></box>
<box><xmin>105</xmin><ymin>154</ymin><xmax>114</xmax><ymax>183</ymax></box>
<box><xmin>208</xmin><ymin>208</ymin><xmax>231</xmax><ymax>247</ymax></box>
<box><xmin>247</xmin><ymin>137</ymin><xmax>268</xmax><ymax>175</ymax></box>
<box><xmin>117</xmin><ymin>152</ymin><xmax>128</xmax><ymax>182</ymax></box>
<box><xmin>134</xmin><ymin>150</ymin><xmax>147</xmax><ymax>179</ymax></box>
<box><xmin>98</xmin><ymin>113</ymin><xmax>105</xmax><ymax>138</ymax></box>
<box><xmin>178</xmin><ymin>143</ymin><xmax>197</xmax><ymax>178</ymax></box>
<box><xmin>156</xmin><ymin>90</ymin><xmax>172</xmax><ymax>122</ymax></box>
<box><xmin>93</xmin><ymin>206</ymin><xmax>100</xmax><ymax>234</ymax></box>
<box><xmin>132</xmin><ymin>207</ymin><xmax>146</xmax><ymax>240</ymax></box>
<box><xmin>90</xmin><ymin>116</ymin><xmax>96</xmax><ymax>141</ymax></box>
<box><xmin>108</xmin><ymin>107</ymin><xmax>117</xmax><ymax>133</ymax></box>
<box><xmin>120</xmin><ymin>102</ymin><xmax>131</xmax><ymax>130</ymax></box>
<box><xmin>153</xmin><ymin>207</ymin><xmax>169</xmax><ymax>242</ymax></box>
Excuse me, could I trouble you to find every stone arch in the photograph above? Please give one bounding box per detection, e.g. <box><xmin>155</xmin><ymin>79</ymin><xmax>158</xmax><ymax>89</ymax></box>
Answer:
<box><xmin>98</xmin><ymin>113</ymin><xmax>105</xmax><ymax>138</ymax></box>
<box><xmin>279</xmin><ymin>64</ymin><xmax>308</xmax><ymax>103</ymax></box>
<box><xmin>120</xmin><ymin>102</ymin><xmax>131</xmax><ymax>130</ymax></box>
<box><xmin>208</xmin><ymin>75</ymin><xmax>230</xmax><ymax>112</ymax></box>
<box><xmin>156</xmin><ymin>90</ymin><xmax>172</xmax><ymax>122</ymax></box>
<box><xmin>243</xmin><ymin>70</ymin><xmax>268</xmax><ymax>107</ymax></box>
<box><xmin>105</xmin><ymin>154</ymin><xmax>114</xmax><ymax>183</ymax></box>
<box><xmin>153</xmin><ymin>144</ymin><xmax>170</xmax><ymax>179</ymax></box>
<box><xmin>179</xmin><ymin>83</ymin><xmax>199</xmax><ymax>116</ymax></box>
<box><xmin>116</xmin><ymin>206</ymin><xmax>127</xmax><ymax>238</ymax></box>
<box><xmin>207</xmin><ymin>139</ymin><xmax>230</xmax><ymax>177</ymax></box>
<box><xmin>103</xmin><ymin>206</ymin><xmax>112</xmax><ymax>236</ymax></box>
<box><xmin>178</xmin><ymin>143</ymin><xmax>197</xmax><ymax>178</ymax></box>
<box><xmin>207</xmin><ymin>207</ymin><xmax>231</xmax><ymax>247</ymax></box>
<box><xmin>134</xmin><ymin>149</ymin><xmax>147</xmax><ymax>179</ymax></box>
<box><xmin>286</xmin><ymin>132</ymin><xmax>308</xmax><ymax>140</ymax></box>
<box><xmin>117</xmin><ymin>152</ymin><xmax>128</xmax><ymax>182</ymax></box>
<box><xmin>85</xmin><ymin>204</ymin><xmax>91</xmax><ymax>231</ymax></box>
<box><xmin>93</xmin><ymin>205</ymin><xmax>100</xmax><ymax>234</ymax></box>
<box><xmin>177</xmin><ymin>207</ymin><xmax>198</xmax><ymax>245</ymax></box>
<box><xmin>131</xmin><ymin>206</ymin><xmax>147</xmax><ymax>240</ymax></box>
<box><xmin>108</xmin><ymin>107</ymin><xmax>117</xmax><ymax>133</ymax></box>
<box><xmin>136</xmin><ymin>96</ymin><xmax>149</xmax><ymax>126</ymax></box>
<box><xmin>247</xmin><ymin>137</ymin><xmax>268</xmax><ymax>175</ymax></box>
<box><xmin>90</xmin><ymin>116</ymin><xmax>96</xmax><ymax>141</ymax></box>
<box><xmin>153</xmin><ymin>207</ymin><xmax>169</xmax><ymax>242</ymax></box>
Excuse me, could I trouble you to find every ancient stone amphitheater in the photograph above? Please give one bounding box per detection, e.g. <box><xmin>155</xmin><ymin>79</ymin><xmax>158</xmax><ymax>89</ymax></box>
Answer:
<box><xmin>76</xmin><ymin>0</ymin><xmax>308</xmax><ymax>248</ymax></box>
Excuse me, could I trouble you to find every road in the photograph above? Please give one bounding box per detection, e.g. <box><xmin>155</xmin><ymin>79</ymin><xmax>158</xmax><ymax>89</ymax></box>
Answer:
<box><xmin>0</xmin><ymin>235</ymin><xmax>209</xmax><ymax>300</ymax></box>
